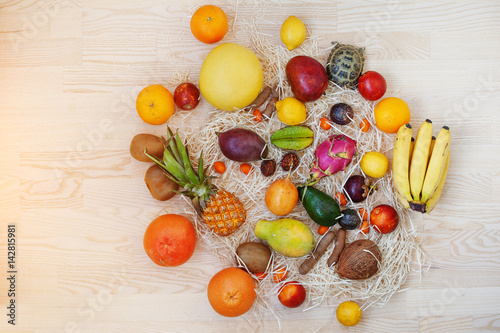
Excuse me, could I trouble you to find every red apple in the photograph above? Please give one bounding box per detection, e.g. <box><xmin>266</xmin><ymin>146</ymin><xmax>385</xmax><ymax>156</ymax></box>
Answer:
<box><xmin>370</xmin><ymin>204</ymin><xmax>399</xmax><ymax>234</ymax></box>
<box><xmin>278</xmin><ymin>281</ymin><xmax>306</xmax><ymax>308</ymax></box>
<box><xmin>357</xmin><ymin>71</ymin><xmax>387</xmax><ymax>101</ymax></box>
<box><xmin>174</xmin><ymin>82</ymin><xmax>200</xmax><ymax>110</ymax></box>
<box><xmin>285</xmin><ymin>56</ymin><xmax>328</xmax><ymax>102</ymax></box>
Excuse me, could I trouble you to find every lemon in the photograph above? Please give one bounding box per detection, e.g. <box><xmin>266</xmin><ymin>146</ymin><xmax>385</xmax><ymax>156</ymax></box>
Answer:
<box><xmin>199</xmin><ymin>43</ymin><xmax>263</xmax><ymax>111</ymax></box>
<box><xmin>360</xmin><ymin>151</ymin><xmax>389</xmax><ymax>178</ymax></box>
<box><xmin>336</xmin><ymin>301</ymin><xmax>362</xmax><ymax>326</ymax></box>
<box><xmin>280</xmin><ymin>16</ymin><xmax>306</xmax><ymax>51</ymax></box>
<box><xmin>275</xmin><ymin>97</ymin><xmax>307</xmax><ymax>125</ymax></box>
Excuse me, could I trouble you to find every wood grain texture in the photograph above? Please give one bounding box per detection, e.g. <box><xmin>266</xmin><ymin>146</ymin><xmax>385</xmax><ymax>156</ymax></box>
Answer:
<box><xmin>0</xmin><ymin>0</ymin><xmax>499</xmax><ymax>332</ymax></box>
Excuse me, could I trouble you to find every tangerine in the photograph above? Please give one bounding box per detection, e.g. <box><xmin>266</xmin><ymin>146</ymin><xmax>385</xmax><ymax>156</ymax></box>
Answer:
<box><xmin>373</xmin><ymin>97</ymin><xmax>411</xmax><ymax>133</ymax></box>
<box><xmin>207</xmin><ymin>267</ymin><xmax>256</xmax><ymax>317</ymax></box>
<box><xmin>136</xmin><ymin>84</ymin><xmax>175</xmax><ymax>125</ymax></box>
<box><xmin>190</xmin><ymin>5</ymin><xmax>228</xmax><ymax>44</ymax></box>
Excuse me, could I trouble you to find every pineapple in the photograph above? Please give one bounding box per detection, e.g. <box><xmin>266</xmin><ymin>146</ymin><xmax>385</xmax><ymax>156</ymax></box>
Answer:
<box><xmin>147</xmin><ymin>128</ymin><xmax>246</xmax><ymax>236</ymax></box>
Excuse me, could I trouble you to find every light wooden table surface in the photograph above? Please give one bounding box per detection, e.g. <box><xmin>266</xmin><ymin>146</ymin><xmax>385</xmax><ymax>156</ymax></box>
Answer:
<box><xmin>1</xmin><ymin>0</ymin><xmax>499</xmax><ymax>332</ymax></box>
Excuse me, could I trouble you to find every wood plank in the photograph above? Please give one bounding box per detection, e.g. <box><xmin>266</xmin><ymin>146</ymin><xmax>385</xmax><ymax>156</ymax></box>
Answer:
<box><xmin>83</xmin><ymin>36</ymin><xmax>157</xmax><ymax>64</ymax></box>
<box><xmin>50</xmin><ymin>5</ymin><xmax>83</xmax><ymax>38</ymax></box>
<box><xmin>0</xmin><ymin>38</ymin><xmax>82</xmax><ymax>66</ymax></box>
<box><xmin>406</xmin><ymin>287</ymin><xmax>500</xmax><ymax>317</ymax></box>
<box><xmin>337</xmin><ymin>1</ymin><xmax>500</xmax><ymax>33</ymax></box>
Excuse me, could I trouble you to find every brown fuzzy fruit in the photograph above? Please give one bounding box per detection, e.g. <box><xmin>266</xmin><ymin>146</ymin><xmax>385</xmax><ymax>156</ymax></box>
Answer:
<box><xmin>236</xmin><ymin>242</ymin><xmax>272</xmax><ymax>273</ymax></box>
<box><xmin>145</xmin><ymin>165</ymin><xmax>179</xmax><ymax>201</ymax></box>
<box><xmin>337</xmin><ymin>239</ymin><xmax>381</xmax><ymax>280</ymax></box>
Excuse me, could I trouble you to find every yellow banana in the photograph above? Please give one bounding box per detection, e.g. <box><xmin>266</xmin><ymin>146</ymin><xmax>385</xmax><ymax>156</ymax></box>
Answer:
<box><xmin>396</xmin><ymin>191</ymin><xmax>410</xmax><ymax>209</ymax></box>
<box><xmin>420</xmin><ymin>126</ymin><xmax>451</xmax><ymax>203</ymax></box>
<box><xmin>425</xmin><ymin>151</ymin><xmax>450</xmax><ymax>213</ymax></box>
<box><xmin>409</xmin><ymin>137</ymin><xmax>415</xmax><ymax>164</ymax></box>
<box><xmin>427</xmin><ymin>136</ymin><xmax>436</xmax><ymax>167</ymax></box>
<box><xmin>392</xmin><ymin>123</ymin><xmax>413</xmax><ymax>202</ymax></box>
<box><xmin>410</xmin><ymin>119</ymin><xmax>433</xmax><ymax>201</ymax></box>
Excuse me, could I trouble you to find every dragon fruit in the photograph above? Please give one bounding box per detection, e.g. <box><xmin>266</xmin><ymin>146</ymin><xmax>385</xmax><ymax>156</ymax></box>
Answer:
<box><xmin>307</xmin><ymin>134</ymin><xmax>357</xmax><ymax>185</ymax></box>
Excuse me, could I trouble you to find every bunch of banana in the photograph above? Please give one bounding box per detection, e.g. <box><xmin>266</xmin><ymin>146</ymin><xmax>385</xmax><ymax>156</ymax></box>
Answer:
<box><xmin>392</xmin><ymin>120</ymin><xmax>451</xmax><ymax>213</ymax></box>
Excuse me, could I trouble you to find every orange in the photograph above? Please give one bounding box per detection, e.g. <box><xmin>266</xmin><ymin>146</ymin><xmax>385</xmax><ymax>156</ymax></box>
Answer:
<box><xmin>190</xmin><ymin>5</ymin><xmax>228</xmax><ymax>44</ymax></box>
<box><xmin>136</xmin><ymin>84</ymin><xmax>175</xmax><ymax>125</ymax></box>
<box><xmin>207</xmin><ymin>267</ymin><xmax>256</xmax><ymax>317</ymax></box>
<box><xmin>373</xmin><ymin>97</ymin><xmax>411</xmax><ymax>133</ymax></box>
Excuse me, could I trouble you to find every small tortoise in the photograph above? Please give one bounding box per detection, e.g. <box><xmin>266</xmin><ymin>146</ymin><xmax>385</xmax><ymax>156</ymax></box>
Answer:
<box><xmin>325</xmin><ymin>42</ymin><xmax>365</xmax><ymax>89</ymax></box>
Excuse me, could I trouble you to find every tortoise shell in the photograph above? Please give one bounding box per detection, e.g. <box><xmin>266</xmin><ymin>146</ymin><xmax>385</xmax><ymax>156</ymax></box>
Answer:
<box><xmin>326</xmin><ymin>42</ymin><xmax>365</xmax><ymax>89</ymax></box>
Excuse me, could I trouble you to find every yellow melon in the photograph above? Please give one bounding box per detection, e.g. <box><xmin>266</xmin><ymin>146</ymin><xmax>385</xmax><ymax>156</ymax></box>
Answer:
<box><xmin>199</xmin><ymin>43</ymin><xmax>263</xmax><ymax>111</ymax></box>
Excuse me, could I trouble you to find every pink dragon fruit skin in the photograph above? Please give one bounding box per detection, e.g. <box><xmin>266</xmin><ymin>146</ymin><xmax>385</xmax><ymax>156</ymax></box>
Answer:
<box><xmin>308</xmin><ymin>134</ymin><xmax>357</xmax><ymax>184</ymax></box>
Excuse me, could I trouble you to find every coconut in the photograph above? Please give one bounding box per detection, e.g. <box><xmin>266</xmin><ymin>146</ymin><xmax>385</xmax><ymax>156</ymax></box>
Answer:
<box><xmin>337</xmin><ymin>239</ymin><xmax>381</xmax><ymax>280</ymax></box>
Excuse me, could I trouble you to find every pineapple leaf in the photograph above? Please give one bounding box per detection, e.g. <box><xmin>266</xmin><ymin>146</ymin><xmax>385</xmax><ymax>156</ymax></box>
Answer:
<box><xmin>174</xmin><ymin>131</ymin><xmax>200</xmax><ymax>185</ymax></box>
<box><xmin>198</xmin><ymin>151</ymin><xmax>205</xmax><ymax>183</ymax></box>
<box><xmin>147</xmin><ymin>150</ymin><xmax>189</xmax><ymax>185</ymax></box>
<box><xmin>165</xmin><ymin>127</ymin><xmax>182</xmax><ymax>163</ymax></box>
<box><xmin>161</xmin><ymin>149</ymin><xmax>191</xmax><ymax>184</ymax></box>
<box><xmin>160</xmin><ymin>170</ymin><xmax>184</xmax><ymax>188</ymax></box>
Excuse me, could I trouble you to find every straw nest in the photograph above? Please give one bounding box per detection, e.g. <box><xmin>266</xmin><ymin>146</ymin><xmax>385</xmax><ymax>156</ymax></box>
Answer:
<box><xmin>161</xmin><ymin>6</ymin><xmax>426</xmax><ymax>319</ymax></box>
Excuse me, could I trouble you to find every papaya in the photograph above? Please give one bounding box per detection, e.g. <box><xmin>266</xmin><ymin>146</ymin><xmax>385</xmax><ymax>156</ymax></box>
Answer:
<box><xmin>254</xmin><ymin>218</ymin><xmax>314</xmax><ymax>258</ymax></box>
<box><xmin>297</xmin><ymin>185</ymin><xmax>341</xmax><ymax>226</ymax></box>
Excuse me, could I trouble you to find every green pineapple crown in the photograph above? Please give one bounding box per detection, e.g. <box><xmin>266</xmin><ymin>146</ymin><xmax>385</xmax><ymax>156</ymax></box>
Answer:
<box><xmin>146</xmin><ymin>127</ymin><xmax>217</xmax><ymax>211</ymax></box>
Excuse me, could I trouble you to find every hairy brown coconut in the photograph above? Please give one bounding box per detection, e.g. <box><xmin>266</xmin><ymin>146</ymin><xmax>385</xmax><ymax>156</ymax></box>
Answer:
<box><xmin>337</xmin><ymin>239</ymin><xmax>381</xmax><ymax>280</ymax></box>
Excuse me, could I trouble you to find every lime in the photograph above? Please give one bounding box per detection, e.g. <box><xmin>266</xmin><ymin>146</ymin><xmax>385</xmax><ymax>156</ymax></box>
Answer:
<box><xmin>275</xmin><ymin>97</ymin><xmax>307</xmax><ymax>125</ymax></box>
<box><xmin>336</xmin><ymin>301</ymin><xmax>362</xmax><ymax>326</ymax></box>
<box><xmin>360</xmin><ymin>151</ymin><xmax>388</xmax><ymax>178</ymax></box>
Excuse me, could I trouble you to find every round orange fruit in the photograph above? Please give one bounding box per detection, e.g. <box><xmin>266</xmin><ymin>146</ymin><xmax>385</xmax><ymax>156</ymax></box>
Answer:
<box><xmin>265</xmin><ymin>176</ymin><xmax>298</xmax><ymax>216</ymax></box>
<box><xmin>190</xmin><ymin>5</ymin><xmax>228</xmax><ymax>44</ymax></box>
<box><xmin>136</xmin><ymin>84</ymin><xmax>175</xmax><ymax>125</ymax></box>
<box><xmin>143</xmin><ymin>214</ymin><xmax>197</xmax><ymax>267</ymax></box>
<box><xmin>373</xmin><ymin>97</ymin><xmax>411</xmax><ymax>133</ymax></box>
<box><xmin>207</xmin><ymin>267</ymin><xmax>256</xmax><ymax>317</ymax></box>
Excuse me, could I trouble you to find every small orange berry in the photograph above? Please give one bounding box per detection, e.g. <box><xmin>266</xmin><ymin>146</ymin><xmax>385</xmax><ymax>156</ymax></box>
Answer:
<box><xmin>335</xmin><ymin>192</ymin><xmax>347</xmax><ymax>206</ymax></box>
<box><xmin>273</xmin><ymin>267</ymin><xmax>288</xmax><ymax>283</ymax></box>
<box><xmin>360</xmin><ymin>118</ymin><xmax>370</xmax><ymax>132</ymax></box>
<box><xmin>360</xmin><ymin>220</ymin><xmax>370</xmax><ymax>235</ymax></box>
<box><xmin>240</xmin><ymin>163</ymin><xmax>252</xmax><ymax>175</ymax></box>
<box><xmin>318</xmin><ymin>225</ymin><xmax>329</xmax><ymax>235</ymax></box>
<box><xmin>320</xmin><ymin>117</ymin><xmax>332</xmax><ymax>130</ymax></box>
<box><xmin>253</xmin><ymin>109</ymin><xmax>263</xmax><ymax>122</ymax></box>
<box><xmin>358</xmin><ymin>208</ymin><xmax>369</xmax><ymax>221</ymax></box>
<box><xmin>213</xmin><ymin>161</ymin><xmax>226</xmax><ymax>174</ymax></box>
